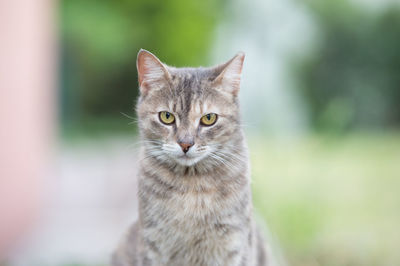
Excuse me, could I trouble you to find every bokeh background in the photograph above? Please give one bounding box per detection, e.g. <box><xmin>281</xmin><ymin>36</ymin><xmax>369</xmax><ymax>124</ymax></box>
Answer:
<box><xmin>2</xmin><ymin>0</ymin><xmax>400</xmax><ymax>265</ymax></box>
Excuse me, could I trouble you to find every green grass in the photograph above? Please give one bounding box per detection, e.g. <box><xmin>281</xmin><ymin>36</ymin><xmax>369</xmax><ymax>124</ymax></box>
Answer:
<box><xmin>250</xmin><ymin>133</ymin><xmax>400</xmax><ymax>266</ymax></box>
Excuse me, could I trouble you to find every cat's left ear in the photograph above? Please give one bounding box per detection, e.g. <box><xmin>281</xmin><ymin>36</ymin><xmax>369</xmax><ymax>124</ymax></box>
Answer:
<box><xmin>212</xmin><ymin>52</ymin><xmax>245</xmax><ymax>96</ymax></box>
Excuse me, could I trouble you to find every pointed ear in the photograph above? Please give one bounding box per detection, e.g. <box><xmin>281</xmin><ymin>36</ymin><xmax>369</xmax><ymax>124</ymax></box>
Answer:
<box><xmin>212</xmin><ymin>52</ymin><xmax>245</xmax><ymax>96</ymax></box>
<box><xmin>137</xmin><ymin>49</ymin><xmax>171</xmax><ymax>95</ymax></box>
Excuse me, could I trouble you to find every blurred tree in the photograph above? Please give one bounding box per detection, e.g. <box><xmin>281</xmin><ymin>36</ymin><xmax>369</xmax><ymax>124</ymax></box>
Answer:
<box><xmin>60</xmin><ymin>0</ymin><xmax>225</xmax><ymax>127</ymax></box>
<box><xmin>296</xmin><ymin>0</ymin><xmax>400</xmax><ymax>132</ymax></box>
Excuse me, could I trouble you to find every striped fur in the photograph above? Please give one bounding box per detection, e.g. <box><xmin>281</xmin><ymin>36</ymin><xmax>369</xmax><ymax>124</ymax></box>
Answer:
<box><xmin>112</xmin><ymin>50</ymin><xmax>268</xmax><ymax>266</ymax></box>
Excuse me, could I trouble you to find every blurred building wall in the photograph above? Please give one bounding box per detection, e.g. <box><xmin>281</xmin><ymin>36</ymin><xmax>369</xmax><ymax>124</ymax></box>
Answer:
<box><xmin>0</xmin><ymin>0</ymin><xmax>56</xmax><ymax>259</ymax></box>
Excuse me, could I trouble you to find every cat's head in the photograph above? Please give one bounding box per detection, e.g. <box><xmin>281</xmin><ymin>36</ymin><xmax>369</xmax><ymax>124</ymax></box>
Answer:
<box><xmin>136</xmin><ymin>49</ymin><xmax>245</xmax><ymax>168</ymax></box>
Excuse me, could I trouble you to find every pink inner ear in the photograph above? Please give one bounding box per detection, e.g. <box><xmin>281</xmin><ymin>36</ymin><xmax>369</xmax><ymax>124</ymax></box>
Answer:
<box><xmin>137</xmin><ymin>52</ymin><xmax>163</xmax><ymax>86</ymax></box>
<box><xmin>137</xmin><ymin>53</ymin><xmax>147</xmax><ymax>86</ymax></box>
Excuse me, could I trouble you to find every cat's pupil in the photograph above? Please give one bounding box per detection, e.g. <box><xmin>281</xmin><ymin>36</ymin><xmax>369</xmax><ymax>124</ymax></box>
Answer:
<box><xmin>206</xmin><ymin>114</ymin><xmax>211</xmax><ymax>120</ymax></box>
<box><xmin>166</xmin><ymin>112</ymin><xmax>170</xmax><ymax>119</ymax></box>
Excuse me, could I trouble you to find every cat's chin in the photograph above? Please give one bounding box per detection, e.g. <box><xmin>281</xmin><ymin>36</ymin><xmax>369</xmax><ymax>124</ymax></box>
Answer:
<box><xmin>174</xmin><ymin>154</ymin><xmax>205</xmax><ymax>167</ymax></box>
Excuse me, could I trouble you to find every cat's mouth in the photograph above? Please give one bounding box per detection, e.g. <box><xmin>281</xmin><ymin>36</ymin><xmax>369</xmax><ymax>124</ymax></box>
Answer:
<box><xmin>160</xmin><ymin>143</ymin><xmax>209</xmax><ymax>166</ymax></box>
<box><xmin>174</xmin><ymin>153</ymin><xmax>206</xmax><ymax>166</ymax></box>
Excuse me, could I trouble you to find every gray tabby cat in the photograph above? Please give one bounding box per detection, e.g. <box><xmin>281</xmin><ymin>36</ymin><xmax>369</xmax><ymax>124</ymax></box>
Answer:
<box><xmin>112</xmin><ymin>49</ymin><xmax>268</xmax><ymax>266</ymax></box>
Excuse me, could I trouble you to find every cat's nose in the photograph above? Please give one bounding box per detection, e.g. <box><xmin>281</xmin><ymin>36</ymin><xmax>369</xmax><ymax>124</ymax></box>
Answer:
<box><xmin>178</xmin><ymin>140</ymin><xmax>194</xmax><ymax>153</ymax></box>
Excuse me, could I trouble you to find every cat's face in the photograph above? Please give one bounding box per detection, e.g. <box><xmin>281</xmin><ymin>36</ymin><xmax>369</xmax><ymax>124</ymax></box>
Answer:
<box><xmin>136</xmin><ymin>50</ymin><xmax>244</xmax><ymax>167</ymax></box>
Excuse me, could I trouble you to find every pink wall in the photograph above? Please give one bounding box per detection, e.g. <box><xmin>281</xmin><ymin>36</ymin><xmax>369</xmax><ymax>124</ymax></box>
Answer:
<box><xmin>0</xmin><ymin>0</ymin><xmax>56</xmax><ymax>258</ymax></box>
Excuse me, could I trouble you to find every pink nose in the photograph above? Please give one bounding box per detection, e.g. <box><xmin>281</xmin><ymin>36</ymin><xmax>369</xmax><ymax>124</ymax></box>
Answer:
<box><xmin>178</xmin><ymin>141</ymin><xmax>193</xmax><ymax>153</ymax></box>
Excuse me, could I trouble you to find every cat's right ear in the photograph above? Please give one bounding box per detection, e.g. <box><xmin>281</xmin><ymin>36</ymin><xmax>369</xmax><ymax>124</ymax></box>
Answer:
<box><xmin>211</xmin><ymin>52</ymin><xmax>245</xmax><ymax>96</ymax></box>
<box><xmin>137</xmin><ymin>49</ymin><xmax>171</xmax><ymax>95</ymax></box>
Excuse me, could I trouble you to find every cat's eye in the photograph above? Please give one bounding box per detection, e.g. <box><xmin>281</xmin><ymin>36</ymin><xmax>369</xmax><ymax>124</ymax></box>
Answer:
<box><xmin>159</xmin><ymin>111</ymin><xmax>175</xmax><ymax>125</ymax></box>
<box><xmin>200</xmin><ymin>113</ymin><xmax>217</xmax><ymax>126</ymax></box>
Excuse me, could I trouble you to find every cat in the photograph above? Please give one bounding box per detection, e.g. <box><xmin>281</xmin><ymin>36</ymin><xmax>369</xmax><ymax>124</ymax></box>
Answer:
<box><xmin>112</xmin><ymin>49</ymin><xmax>268</xmax><ymax>266</ymax></box>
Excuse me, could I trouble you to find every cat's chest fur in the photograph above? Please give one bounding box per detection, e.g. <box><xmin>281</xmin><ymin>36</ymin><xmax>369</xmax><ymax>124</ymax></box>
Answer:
<box><xmin>138</xmin><ymin>165</ymin><xmax>252</xmax><ymax>266</ymax></box>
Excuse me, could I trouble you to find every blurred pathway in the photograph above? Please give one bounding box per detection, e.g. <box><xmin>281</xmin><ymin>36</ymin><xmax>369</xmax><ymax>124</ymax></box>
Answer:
<box><xmin>10</xmin><ymin>137</ymin><xmax>139</xmax><ymax>266</ymax></box>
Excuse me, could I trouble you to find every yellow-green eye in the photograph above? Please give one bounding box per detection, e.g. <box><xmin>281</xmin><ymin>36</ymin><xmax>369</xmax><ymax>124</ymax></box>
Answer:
<box><xmin>200</xmin><ymin>113</ymin><xmax>217</xmax><ymax>126</ymax></box>
<box><xmin>159</xmin><ymin>111</ymin><xmax>175</xmax><ymax>125</ymax></box>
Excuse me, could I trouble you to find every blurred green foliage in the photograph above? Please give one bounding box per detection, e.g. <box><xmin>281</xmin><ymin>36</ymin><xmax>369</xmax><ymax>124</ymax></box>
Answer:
<box><xmin>60</xmin><ymin>0</ymin><xmax>225</xmax><ymax>126</ymax></box>
<box><xmin>296</xmin><ymin>0</ymin><xmax>400</xmax><ymax>132</ymax></box>
<box><xmin>61</xmin><ymin>0</ymin><xmax>400</xmax><ymax>134</ymax></box>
